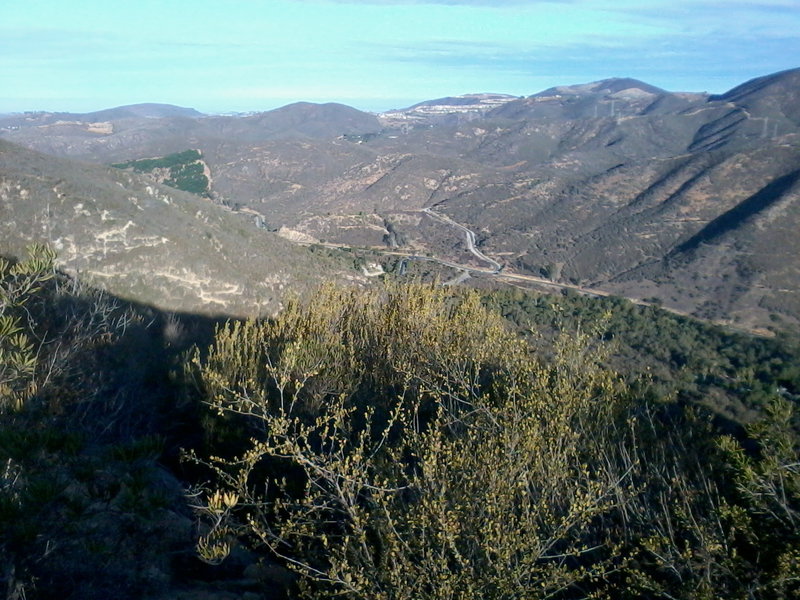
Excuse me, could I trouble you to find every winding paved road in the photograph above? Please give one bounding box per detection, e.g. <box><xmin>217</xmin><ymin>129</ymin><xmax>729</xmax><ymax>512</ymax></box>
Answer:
<box><xmin>280</xmin><ymin>208</ymin><xmax>769</xmax><ymax>337</ymax></box>
<box><xmin>421</xmin><ymin>207</ymin><xmax>502</xmax><ymax>272</ymax></box>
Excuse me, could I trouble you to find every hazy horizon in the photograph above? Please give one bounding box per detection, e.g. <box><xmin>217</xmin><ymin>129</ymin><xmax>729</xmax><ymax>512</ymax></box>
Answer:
<box><xmin>2</xmin><ymin>0</ymin><xmax>799</xmax><ymax>115</ymax></box>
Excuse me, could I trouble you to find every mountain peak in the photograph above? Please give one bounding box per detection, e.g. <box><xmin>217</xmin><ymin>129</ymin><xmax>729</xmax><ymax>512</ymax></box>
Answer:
<box><xmin>534</xmin><ymin>78</ymin><xmax>666</xmax><ymax>98</ymax></box>
<box><xmin>404</xmin><ymin>93</ymin><xmax>518</xmax><ymax>111</ymax></box>
<box><xmin>82</xmin><ymin>103</ymin><xmax>204</xmax><ymax>121</ymax></box>
<box><xmin>711</xmin><ymin>67</ymin><xmax>800</xmax><ymax>103</ymax></box>
<box><xmin>709</xmin><ymin>67</ymin><xmax>800</xmax><ymax>125</ymax></box>
<box><xmin>379</xmin><ymin>94</ymin><xmax>517</xmax><ymax>125</ymax></box>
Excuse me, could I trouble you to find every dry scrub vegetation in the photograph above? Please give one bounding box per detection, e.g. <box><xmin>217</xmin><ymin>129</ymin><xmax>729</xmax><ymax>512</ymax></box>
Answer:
<box><xmin>188</xmin><ymin>284</ymin><xmax>800</xmax><ymax>600</ymax></box>
<box><xmin>2</xmin><ymin>249</ymin><xmax>798</xmax><ymax>599</ymax></box>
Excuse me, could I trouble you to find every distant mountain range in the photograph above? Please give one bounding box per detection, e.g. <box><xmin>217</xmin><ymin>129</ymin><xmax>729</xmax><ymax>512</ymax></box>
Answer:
<box><xmin>2</xmin><ymin>68</ymin><xmax>799</xmax><ymax>329</ymax></box>
<box><xmin>0</xmin><ymin>103</ymin><xmax>203</xmax><ymax>126</ymax></box>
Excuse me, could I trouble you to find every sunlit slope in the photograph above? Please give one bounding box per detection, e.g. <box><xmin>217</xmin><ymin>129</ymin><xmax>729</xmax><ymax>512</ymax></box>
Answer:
<box><xmin>0</xmin><ymin>139</ymin><xmax>356</xmax><ymax>316</ymax></box>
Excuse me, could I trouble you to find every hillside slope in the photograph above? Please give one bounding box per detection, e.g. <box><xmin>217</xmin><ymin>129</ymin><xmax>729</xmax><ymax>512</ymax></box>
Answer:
<box><xmin>2</xmin><ymin>69</ymin><xmax>799</xmax><ymax>328</ymax></box>
<box><xmin>0</xmin><ymin>140</ymin><xmax>357</xmax><ymax>316</ymax></box>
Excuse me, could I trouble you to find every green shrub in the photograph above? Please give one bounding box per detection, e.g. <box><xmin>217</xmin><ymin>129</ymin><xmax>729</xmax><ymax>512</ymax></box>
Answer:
<box><xmin>189</xmin><ymin>284</ymin><xmax>635</xmax><ymax>599</ymax></box>
<box><xmin>0</xmin><ymin>244</ymin><xmax>55</xmax><ymax>411</ymax></box>
<box><xmin>189</xmin><ymin>283</ymin><xmax>800</xmax><ymax>599</ymax></box>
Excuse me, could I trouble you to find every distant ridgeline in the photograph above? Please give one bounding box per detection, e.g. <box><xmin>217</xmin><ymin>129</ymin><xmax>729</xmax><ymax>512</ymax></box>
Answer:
<box><xmin>112</xmin><ymin>149</ymin><xmax>210</xmax><ymax>196</ymax></box>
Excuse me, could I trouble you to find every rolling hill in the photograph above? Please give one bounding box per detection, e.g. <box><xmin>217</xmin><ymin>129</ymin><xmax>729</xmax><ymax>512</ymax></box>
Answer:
<box><xmin>0</xmin><ymin>139</ymin><xmax>359</xmax><ymax>316</ymax></box>
<box><xmin>2</xmin><ymin>68</ymin><xmax>799</xmax><ymax>329</ymax></box>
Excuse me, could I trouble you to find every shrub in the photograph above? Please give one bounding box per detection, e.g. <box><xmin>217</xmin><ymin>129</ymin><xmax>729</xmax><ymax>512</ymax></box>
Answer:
<box><xmin>189</xmin><ymin>284</ymin><xmax>635</xmax><ymax>599</ymax></box>
<box><xmin>0</xmin><ymin>244</ymin><xmax>56</xmax><ymax>411</ymax></box>
<box><xmin>1</xmin><ymin>247</ymin><xmax>189</xmax><ymax>599</ymax></box>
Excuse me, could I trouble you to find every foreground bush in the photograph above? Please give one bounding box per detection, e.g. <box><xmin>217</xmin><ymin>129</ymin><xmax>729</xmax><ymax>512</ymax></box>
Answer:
<box><xmin>189</xmin><ymin>284</ymin><xmax>638</xmax><ymax>599</ymax></box>
<box><xmin>1</xmin><ymin>248</ymin><xmax>199</xmax><ymax>599</ymax></box>
<box><xmin>0</xmin><ymin>244</ymin><xmax>56</xmax><ymax>411</ymax></box>
<box><xmin>190</xmin><ymin>283</ymin><xmax>799</xmax><ymax>599</ymax></box>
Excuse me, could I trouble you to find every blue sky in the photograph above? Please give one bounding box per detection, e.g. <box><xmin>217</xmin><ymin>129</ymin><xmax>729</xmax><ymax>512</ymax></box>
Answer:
<box><xmin>1</xmin><ymin>0</ymin><xmax>798</xmax><ymax>114</ymax></box>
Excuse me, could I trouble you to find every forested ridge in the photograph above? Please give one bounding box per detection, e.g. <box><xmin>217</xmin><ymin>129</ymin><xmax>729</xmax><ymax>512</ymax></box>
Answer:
<box><xmin>1</xmin><ymin>248</ymin><xmax>798</xmax><ymax>599</ymax></box>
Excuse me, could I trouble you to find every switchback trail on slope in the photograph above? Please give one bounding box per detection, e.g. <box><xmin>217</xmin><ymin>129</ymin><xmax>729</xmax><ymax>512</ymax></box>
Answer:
<box><xmin>279</xmin><ymin>207</ymin><xmax>770</xmax><ymax>338</ymax></box>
